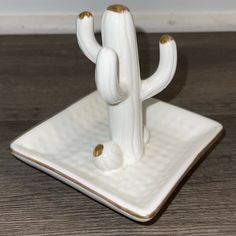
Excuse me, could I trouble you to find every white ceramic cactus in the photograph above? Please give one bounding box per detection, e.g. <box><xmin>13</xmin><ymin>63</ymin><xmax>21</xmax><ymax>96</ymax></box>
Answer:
<box><xmin>76</xmin><ymin>5</ymin><xmax>177</xmax><ymax>173</ymax></box>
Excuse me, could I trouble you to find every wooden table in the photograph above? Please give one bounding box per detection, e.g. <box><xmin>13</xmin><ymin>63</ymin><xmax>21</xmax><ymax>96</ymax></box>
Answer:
<box><xmin>0</xmin><ymin>33</ymin><xmax>235</xmax><ymax>235</ymax></box>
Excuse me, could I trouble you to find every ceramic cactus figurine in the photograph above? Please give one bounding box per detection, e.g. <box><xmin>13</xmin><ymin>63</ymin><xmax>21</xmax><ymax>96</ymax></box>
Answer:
<box><xmin>77</xmin><ymin>4</ymin><xmax>177</xmax><ymax>172</ymax></box>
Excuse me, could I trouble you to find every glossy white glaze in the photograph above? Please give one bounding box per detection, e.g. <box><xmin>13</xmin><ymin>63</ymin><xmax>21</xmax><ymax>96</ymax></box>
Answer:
<box><xmin>11</xmin><ymin>91</ymin><xmax>223</xmax><ymax>222</ymax></box>
<box><xmin>76</xmin><ymin>6</ymin><xmax>177</xmax><ymax>172</ymax></box>
<box><xmin>95</xmin><ymin>47</ymin><xmax>127</xmax><ymax>105</ymax></box>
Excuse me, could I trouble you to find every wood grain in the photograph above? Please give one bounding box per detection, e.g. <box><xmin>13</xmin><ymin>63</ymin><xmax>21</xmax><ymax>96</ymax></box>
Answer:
<box><xmin>0</xmin><ymin>33</ymin><xmax>235</xmax><ymax>235</ymax></box>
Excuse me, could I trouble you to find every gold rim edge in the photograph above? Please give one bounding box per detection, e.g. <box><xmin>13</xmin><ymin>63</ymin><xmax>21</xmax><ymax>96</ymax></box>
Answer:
<box><xmin>160</xmin><ymin>34</ymin><xmax>173</xmax><ymax>44</ymax></box>
<box><xmin>79</xmin><ymin>11</ymin><xmax>93</xmax><ymax>19</ymax></box>
<box><xmin>107</xmin><ymin>4</ymin><xmax>129</xmax><ymax>13</ymax></box>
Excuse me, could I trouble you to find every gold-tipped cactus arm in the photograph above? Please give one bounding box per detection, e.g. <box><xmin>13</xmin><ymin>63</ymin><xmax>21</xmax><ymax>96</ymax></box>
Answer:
<box><xmin>76</xmin><ymin>11</ymin><xmax>102</xmax><ymax>63</ymax></box>
<box><xmin>140</xmin><ymin>35</ymin><xmax>177</xmax><ymax>101</ymax></box>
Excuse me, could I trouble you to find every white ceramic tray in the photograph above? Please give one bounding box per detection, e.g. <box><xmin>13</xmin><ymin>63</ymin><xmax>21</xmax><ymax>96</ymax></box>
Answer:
<box><xmin>10</xmin><ymin>91</ymin><xmax>223</xmax><ymax>222</ymax></box>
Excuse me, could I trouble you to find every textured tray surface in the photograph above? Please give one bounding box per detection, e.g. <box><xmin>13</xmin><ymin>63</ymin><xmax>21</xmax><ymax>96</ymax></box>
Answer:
<box><xmin>11</xmin><ymin>91</ymin><xmax>223</xmax><ymax>222</ymax></box>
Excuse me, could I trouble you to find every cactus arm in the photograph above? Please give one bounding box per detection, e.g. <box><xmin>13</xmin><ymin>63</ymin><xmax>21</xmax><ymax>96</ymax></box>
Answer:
<box><xmin>76</xmin><ymin>11</ymin><xmax>102</xmax><ymax>63</ymax></box>
<box><xmin>95</xmin><ymin>48</ymin><xmax>127</xmax><ymax>105</ymax></box>
<box><xmin>140</xmin><ymin>35</ymin><xmax>177</xmax><ymax>101</ymax></box>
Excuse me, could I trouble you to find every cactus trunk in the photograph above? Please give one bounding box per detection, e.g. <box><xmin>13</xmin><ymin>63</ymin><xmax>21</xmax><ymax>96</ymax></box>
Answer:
<box><xmin>102</xmin><ymin>10</ymin><xmax>143</xmax><ymax>164</ymax></box>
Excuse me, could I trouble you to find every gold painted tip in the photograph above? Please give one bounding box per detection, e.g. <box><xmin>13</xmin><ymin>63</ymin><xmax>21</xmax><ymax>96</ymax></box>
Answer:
<box><xmin>160</xmin><ymin>34</ymin><xmax>173</xmax><ymax>44</ymax></box>
<box><xmin>79</xmin><ymin>11</ymin><xmax>93</xmax><ymax>19</ymax></box>
<box><xmin>107</xmin><ymin>4</ymin><xmax>129</xmax><ymax>13</ymax></box>
<box><xmin>93</xmin><ymin>144</ymin><xmax>104</xmax><ymax>157</ymax></box>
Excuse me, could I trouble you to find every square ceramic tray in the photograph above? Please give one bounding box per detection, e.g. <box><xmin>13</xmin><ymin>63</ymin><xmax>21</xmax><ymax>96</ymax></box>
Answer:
<box><xmin>10</xmin><ymin>91</ymin><xmax>223</xmax><ymax>222</ymax></box>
